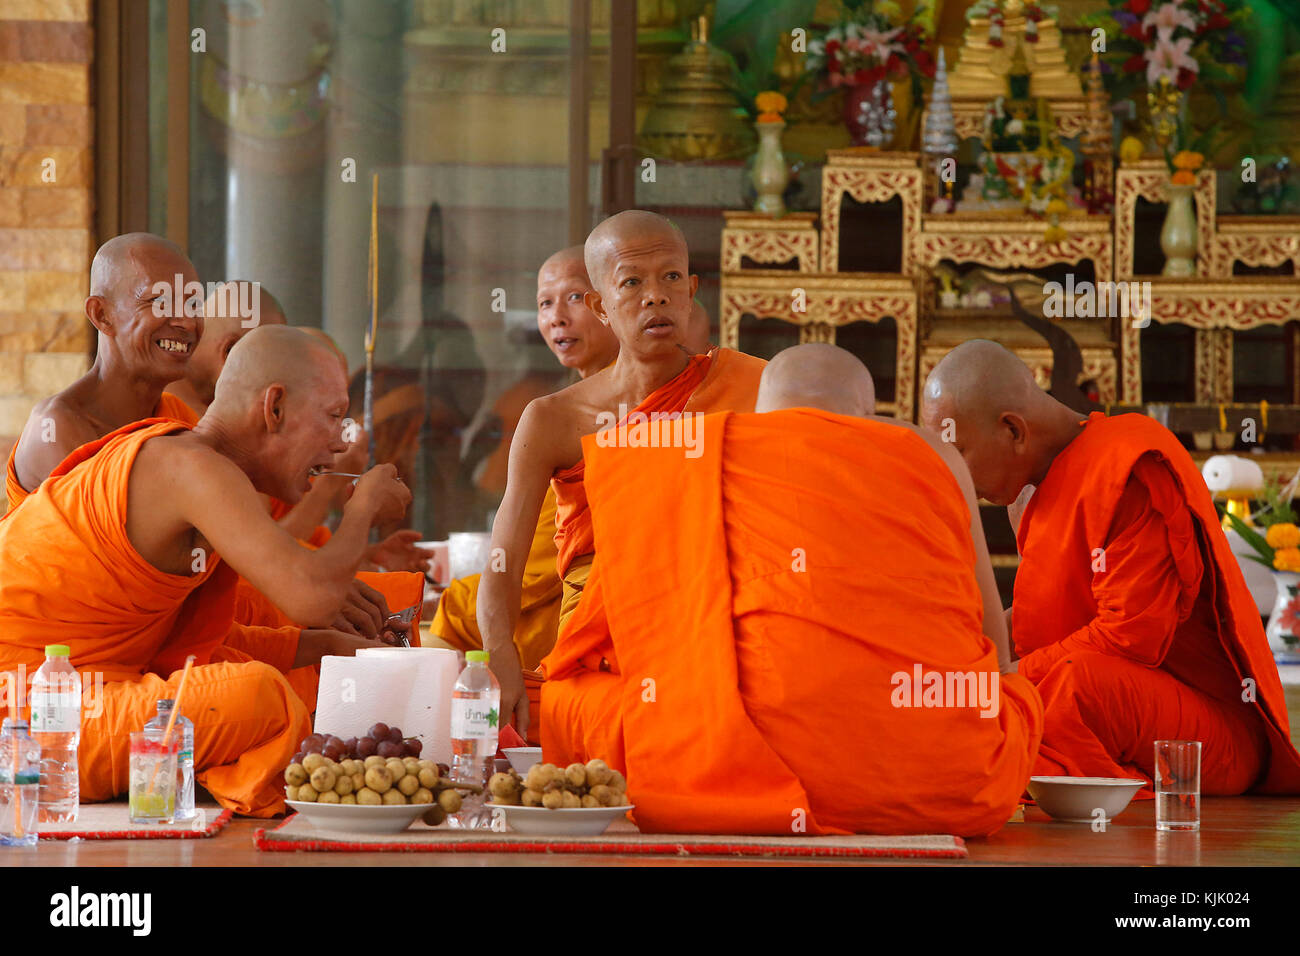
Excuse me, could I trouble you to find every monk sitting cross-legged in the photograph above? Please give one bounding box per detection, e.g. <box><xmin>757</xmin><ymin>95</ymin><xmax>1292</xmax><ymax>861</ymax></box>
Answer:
<box><xmin>6</xmin><ymin>233</ymin><xmax>203</xmax><ymax>513</ymax></box>
<box><xmin>0</xmin><ymin>326</ymin><xmax>413</xmax><ymax>817</ymax></box>
<box><xmin>921</xmin><ymin>339</ymin><xmax>1300</xmax><ymax>795</ymax></box>
<box><xmin>477</xmin><ymin>212</ymin><xmax>766</xmax><ymax>737</ymax></box>
<box><xmin>542</xmin><ymin>344</ymin><xmax>1044</xmax><ymax>835</ymax></box>
<box><xmin>432</xmin><ymin>247</ymin><xmax>619</xmax><ymax>714</ymax></box>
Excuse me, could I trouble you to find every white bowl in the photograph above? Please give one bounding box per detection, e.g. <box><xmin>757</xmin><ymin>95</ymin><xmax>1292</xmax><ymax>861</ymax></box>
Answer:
<box><xmin>502</xmin><ymin>747</ymin><xmax>543</xmax><ymax>775</ymax></box>
<box><xmin>285</xmin><ymin>800</ymin><xmax>428</xmax><ymax>835</ymax></box>
<box><xmin>492</xmin><ymin>803</ymin><xmax>633</xmax><ymax>836</ymax></box>
<box><xmin>1027</xmin><ymin>776</ymin><xmax>1145</xmax><ymax>823</ymax></box>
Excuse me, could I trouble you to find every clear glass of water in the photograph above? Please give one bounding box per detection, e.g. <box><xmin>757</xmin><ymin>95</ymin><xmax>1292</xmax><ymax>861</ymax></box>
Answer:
<box><xmin>128</xmin><ymin>732</ymin><xmax>178</xmax><ymax>825</ymax></box>
<box><xmin>1154</xmin><ymin>740</ymin><xmax>1201</xmax><ymax>831</ymax></box>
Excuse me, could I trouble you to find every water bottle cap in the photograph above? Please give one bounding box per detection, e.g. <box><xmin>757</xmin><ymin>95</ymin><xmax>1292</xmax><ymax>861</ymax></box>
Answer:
<box><xmin>157</xmin><ymin>699</ymin><xmax>175</xmax><ymax>711</ymax></box>
<box><xmin>44</xmin><ymin>644</ymin><xmax>71</xmax><ymax>657</ymax></box>
<box><xmin>1</xmin><ymin>717</ymin><xmax>29</xmax><ymax>733</ymax></box>
<box><xmin>466</xmin><ymin>650</ymin><xmax>490</xmax><ymax>664</ymax></box>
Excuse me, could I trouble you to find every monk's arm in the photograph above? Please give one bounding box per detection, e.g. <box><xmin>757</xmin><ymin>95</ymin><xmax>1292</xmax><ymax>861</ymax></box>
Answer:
<box><xmin>1016</xmin><ymin>461</ymin><xmax>1193</xmax><ymax>682</ymax></box>
<box><xmin>13</xmin><ymin>404</ymin><xmax>98</xmax><ymax>491</ymax></box>
<box><xmin>275</xmin><ymin>479</ymin><xmax>338</xmax><ymax>540</ymax></box>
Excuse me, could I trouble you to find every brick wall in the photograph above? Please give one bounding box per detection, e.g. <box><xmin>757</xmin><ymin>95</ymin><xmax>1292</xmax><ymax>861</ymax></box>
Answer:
<box><xmin>0</xmin><ymin>0</ymin><xmax>95</xmax><ymax>471</ymax></box>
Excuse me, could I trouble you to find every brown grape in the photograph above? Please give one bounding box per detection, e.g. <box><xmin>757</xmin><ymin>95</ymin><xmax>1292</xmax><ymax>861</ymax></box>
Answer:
<box><xmin>367</xmin><ymin>723</ymin><xmax>390</xmax><ymax>741</ymax></box>
<box><xmin>376</xmin><ymin>740</ymin><xmax>402</xmax><ymax>758</ymax></box>
<box><xmin>291</xmin><ymin>752</ymin><xmax>306</xmax><ymax>766</ymax></box>
<box><xmin>437</xmin><ymin>763</ymin><xmax>450</xmax><ymax>777</ymax></box>
<box><xmin>356</xmin><ymin>736</ymin><xmax>378</xmax><ymax>758</ymax></box>
<box><xmin>386</xmin><ymin>726</ymin><xmax>404</xmax><ymax>744</ymax></box>
<box><xmin>322</xmin><ymin>740</ymin><xmax>345</xmax><ymax>761</ymax></box>
<box><xmin>403</xmin><ymin>738</ymin><xmax>422</xmax><ymax>758</ymax></box>
<box><xmin>301</xmin><ymin>734</ymin><xmax>323</xmax><ymax>754</ymax></box>
<box><xmin>343</xmin><ymin>737</ymin><xmax>359</xmax><ymax>757</ymax></box>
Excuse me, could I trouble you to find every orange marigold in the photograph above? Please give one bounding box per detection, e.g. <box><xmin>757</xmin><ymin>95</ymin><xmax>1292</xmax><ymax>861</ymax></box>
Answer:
<box><xmin>1172</xmin><ymin>150</ymin><xmax>1204</xmax><ymax>171</ymax></box>
<box><xmin>1267</xmin><ymin>522</ymin><xmax>1300</xmax><ymax>549</ymax></box>
<box><xmin>755</xmin><ymin>91</ymin><xmax>787</xmax><ymax>114</ymax></box>
<box><xmin>756</xmin><ymin>111</ymin><xmax>784</xmax><ymax>124</ymax></box>
<box><xmin>1273</xmin><ymin>547</ymin><xmax>1300</xmax><ymax>572</ymax></box>
<box><xmin>1170</xmin><ymin>170</ymin><xmax>1196</xmax><ymax>186</ymax></box>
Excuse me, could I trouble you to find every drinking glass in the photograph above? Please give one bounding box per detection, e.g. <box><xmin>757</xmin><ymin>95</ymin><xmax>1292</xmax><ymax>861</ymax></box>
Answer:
<box><xmin>128</xmin><ymin>731</ymin><xmax>178</xmax><ymax>825</ymax></box>
<box><xmin>1154</xmin><ymin>740</ymin><xmax>1201</xmax><ymax>831</ymax></box>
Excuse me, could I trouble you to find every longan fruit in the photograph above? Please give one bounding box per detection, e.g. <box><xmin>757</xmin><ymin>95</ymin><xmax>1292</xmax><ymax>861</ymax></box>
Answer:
<box><xmin>381</xmin><ymin>788</ymin><xmax>406</xmax><ymax>806</ymax></box>
<box><xmin>524</xmin><ymin>764</ymin><xmax>550</xmax><ymax>792</ymax></box>
<box><xmin>356</xmin><ymin>787</ymin><xmax>382</xmax><ymax>806</ymax></box>
<box><xmin>364</xmin><ymin>766</ymin><xmax>393</xmax><ymax>794</ymax></box>
<box><xmin>296</xmin><ymin>783</ymin><xmax>319</xmax><ymax>803</ymax></box>
<box><xmin>541</xmin><ymin>789</ymin><xmax>564</xmax><ymax>810</ymax></box>
<box><xmin>589</xmin><ymin>784</ymin><xmax>615</xmax><ymax>807</ymax></box>
<box><xmin>565</xmin><ymin>763</ymin><xmax>587</xmax><ymax>789</ymax></box>
<box><xmin>341</xmin><ymin>759</ymin><xmax>359</xmax><ymax>776</ymax></box>
<box><xmin>561</xmin><ymin>790</ymin><xmax>581</xmax><ymax>809</ymax></box>
<box><xmin>402</xmin><ymin>757</ymin><xmax>420</xmax><ymax>772</ymax></box>
<box><xmin>284</xmin><ymin>764</ymin><xmax>307</xmax><ymax>787</ymax></box>
<box><xmin>310</xmin><ymin>766</ymin><xmax>337</xmax><ymax>793</ymax></box>
<box><xmin>422</xmin><ymin>805</ymin><xmax>447</xmax><ymax>827</ymax></box>
<box><xmin>385</xmin><ymin>758</ymin><xmax>407</xmax><ymax>782</ymax></box>
<box><xmin>334</xmin><ymin>773</ymin><xmax>354</xmax><ymax>796</ymax></box>
<box><xmin>617</xmin><ymin>792</ymin><xmax>630</xmax><ymax>806</ymax></box>
<box><xmin>364</xmin><ymin>755</ymin><xmax>386</xmax><ymax>771</ymax></box>
<box><xmin>521</xmin><ymin>788</ymin><xmax>544</xmax><ymax>807</ymax></box>
<box><xmin>285</xmin><ymin>785</ymin><xmax>300</xmax><ymax>802</ymax></box>
<box><xmin>488</xmin><ymin>772</ymin><xmax>517</xmax><ymax>798</ymax></box>
<box><xmin>581</xmin><ymin>794</ymin><xmax>601</xmax><ymax>808</ymax></box>
<box><xmin>417</xmin><ymin>759</ymin><xmax>436</xmax><ymax>772</ymax></box>
<box><xmin>584</xmin><ymin>759</ymin><xmax>612</xmax><ymax>788</ymax></box>
<box><xmin>607</xmin><ymin>770</ymin><xmax>626</xmax><ymax>793</ymax></box>
<box><xmin>397</xmin><ymin>774</ymin><xmax>420</xmax><ymax>797</ymax></box>
<box><xmin>437</xmin><ymin>788</ymin><xmax>462</xmax><ymax>814</ymax></box>
<box><xmin>302</xmin><ymin>753</ymin><xmax>326</xmax><ymax>774</ymax></box>
<box><xmin>340</xmin><ymin>794</ymin><xmax>357</xmax><ymax>805</ymax></box>
<box><xmin>412</xmin><ymin>788</ymin><xmax>434</xmax><ymax>805</ymax></box>
<box><xmin>318</xmin><ymin>789</ymin><xmax>341</xmax><ymax>805</ymax></box>
<box><xmin>418</xmin><ymin>767</ymin><xmax>440</xmax><ymax>790</ymax></box>
<box><xmin>351</xmin><ymin>772</ymin><xmax>365</xmax><ymax>792</ymax></box>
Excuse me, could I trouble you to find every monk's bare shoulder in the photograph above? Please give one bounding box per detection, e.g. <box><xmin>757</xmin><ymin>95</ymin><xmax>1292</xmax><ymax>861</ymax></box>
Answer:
<box><xmin>517</xmin><ymin>373</ymin><xmax>618</xmax><ymax>473</ymax></box>
<box><xmin>13</xmin><ymin>393</ymin><xmax>101</xmax><ymax>489</ymax></box>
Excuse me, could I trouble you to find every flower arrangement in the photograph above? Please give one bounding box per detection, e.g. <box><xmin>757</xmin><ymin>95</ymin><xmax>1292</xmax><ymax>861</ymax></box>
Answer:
<box><xmin>965</xmin><ymin>0</ymin><xmax>1059</xmax><ymax>47</ymax></box>
<box><xmin>755</xmin><ymin>90</ymin><xmax>788</xmax><ymax>124</ymax></box>
<box><xmin>1085</xmin><ymin>0</ymin><xmax>1250</xmax><ymax>101</ymax></box>
<box><xmin>1169</xmin><ymin>149</ymin><xmax>1203</xmax><ymax>185</ymax></box>
<box><xmin>1224</xmin><ymin>475</ymin><xmax>1300</xmax><ymax>571</ymax></box>
<box><xmin>806</xmin><ymin>1</ymin><xmax>935</xmax><ymax>93</ymax></box>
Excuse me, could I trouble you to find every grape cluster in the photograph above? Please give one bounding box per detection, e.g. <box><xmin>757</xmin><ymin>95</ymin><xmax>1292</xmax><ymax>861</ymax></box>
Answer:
<box><xmin>292</xmin><ymin>723</ymin><xmax>430</xmax><ymax>766</ymax></box>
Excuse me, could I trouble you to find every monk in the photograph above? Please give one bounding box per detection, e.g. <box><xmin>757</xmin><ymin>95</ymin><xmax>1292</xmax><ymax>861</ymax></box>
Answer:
<box><xmin>431</xmin><ymin>246</ymin><xmax>618</xmax><ymax>680</ymax></box>
<box><xmin>921</xmin><ymin>339</ymin><xmax>1300</xmax><ymax>794</ymax></box>
<box><xmin>542</xmin><ymin>345</ymin><xmax>1042</xmax><ymax>835</ymax></box>
<box><xmin>478</xmin><ymin>212</ymin><xmax>766</xmax><ymax>735</ymax></box>
<box><xmin>0</xmin><ymin>326</ymin><xmax>412</xmax><ymax>817</ymax></box>
<box><xmin>7</xmin><ymin>233</ymin><xmax>201</xmax><ymax>512</ymax></box>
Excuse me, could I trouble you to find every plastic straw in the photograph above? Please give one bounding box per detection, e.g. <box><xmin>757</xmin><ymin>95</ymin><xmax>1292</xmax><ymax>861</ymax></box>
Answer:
<box><xmin>146</xmin><ymin>655</ymin><xmax>194</xmax><ymax>798</ymax></box>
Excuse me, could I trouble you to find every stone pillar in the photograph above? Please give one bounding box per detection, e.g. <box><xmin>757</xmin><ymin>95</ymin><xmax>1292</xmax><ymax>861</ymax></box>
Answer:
<box><xmin>0</xmin><ymin>0</ymin><xmax>95</xmax><ymax>481</ymax></box>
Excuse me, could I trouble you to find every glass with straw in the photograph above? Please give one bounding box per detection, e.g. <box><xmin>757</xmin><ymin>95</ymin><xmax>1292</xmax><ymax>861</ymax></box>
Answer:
<box><xmin>128</xmin><ymin>656</ymin><xmax>194</xmax><ymax>825</ymax></box>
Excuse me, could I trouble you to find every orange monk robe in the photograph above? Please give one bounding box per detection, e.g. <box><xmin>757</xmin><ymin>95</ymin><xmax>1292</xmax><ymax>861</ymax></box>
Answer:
<box><xmin>543</xmin><ymin>410</ymin><xmax>1043</xmax><ymax>835</ymax></box>
<box><xmin>1014</xmin><ymin>412</ymin><xmax>1300</xmax><ymax>794</ymax></box>
<box><xmin>550</xmin><ymin>347</ymin><xmax>766</xmax><ymax>627</ymax></box>
<box><xmin>5</xmin><ymin>393</ymin><xmax>198</xmax><ymax>513</ymax></box>
<box><xmin>0</xmin><ymin>420</ymin><xmax>312</xmax><ymax>817</ymax></box>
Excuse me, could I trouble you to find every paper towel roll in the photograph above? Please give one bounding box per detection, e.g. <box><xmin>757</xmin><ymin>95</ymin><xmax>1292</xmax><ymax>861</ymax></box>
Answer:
<box><xmin>315</xmin><ymin>647</ymin><xmax>462</xmax><ymax>766</ymax></box>
<box><xmin>1202</xmin><ymin>455</ymin><xmax>1265</xmax><ymax>494</ymax></box>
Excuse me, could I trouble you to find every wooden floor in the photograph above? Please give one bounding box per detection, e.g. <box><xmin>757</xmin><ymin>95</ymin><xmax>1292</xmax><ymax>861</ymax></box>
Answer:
<box><xmin>5</xmin><ymin>685</ymin><xmax>1299</xmax><ymax>867</ymax></box>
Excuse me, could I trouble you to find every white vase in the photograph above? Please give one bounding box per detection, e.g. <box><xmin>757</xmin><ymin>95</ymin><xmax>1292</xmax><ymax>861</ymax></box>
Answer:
<box><xmin>1265</xmin><ymin>571</ymin><xmax>1300</xmax><ymax>663</ymax></box>
<box><xmin>1160</xmin><ymin>182</ymin><xmax>1197</xmax><ymax>276</ymax></box>
<box><xmin>750</xmin><ymin>120</ymin><xmax>787</xmax><ymax>217</ymax></box>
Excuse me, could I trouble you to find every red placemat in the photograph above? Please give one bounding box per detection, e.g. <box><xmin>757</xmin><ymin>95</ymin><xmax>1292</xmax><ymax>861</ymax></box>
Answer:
<box><xmin>36</xmin><ymin>802</ymin><xmax>233</xmax><ymax>840</ymax></box>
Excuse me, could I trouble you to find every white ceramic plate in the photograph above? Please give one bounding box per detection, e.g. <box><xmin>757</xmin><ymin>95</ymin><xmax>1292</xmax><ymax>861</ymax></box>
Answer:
<box><xmin>492</xmin><ymin>803</ymin><xmax>633</xmax><ymax>836</ymax></box>
<box><xmin>1027</xmin><ymin>776</ymin><xmax>1145</xmax><ymax>823</ymax></box>
<box><xmin>285</xmin><ymin>800</ymin><xmax>428</xmax><ymax>835</ymax></box>
<box><xmin>502</xmin><ymin>747</ymin><xmax>543</xmax><ymax>775</ymax></box>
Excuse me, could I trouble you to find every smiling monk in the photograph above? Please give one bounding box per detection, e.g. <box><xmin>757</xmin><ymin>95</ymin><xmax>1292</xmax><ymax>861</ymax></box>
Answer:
<box><xmin>6</xmin><ymin>233</ymin><xmax>201</xmax><ymax>512</ymax></box>
<box><xmin>542</xmin><ymin>345</ymin><xmax>1042</xmax><ymax>835</ymax></box>
<box><xmin>431</xmin><ymin>247</ymin><xmax>618</xmax><ymax>696</ymax></box>
<box><xmin>0</xmin><ymin>326</ymin><xmax>411</xmax><ymax>816</ymax></box>
<box><xmin>478</xmin><ymin>212</ymin><xmax>765</xmax><ymax>737</ymax></box>
<box><xmin>921</xmin><ymin>339</ymin><xmax>1300</xmax><ymax>795</ymax></box>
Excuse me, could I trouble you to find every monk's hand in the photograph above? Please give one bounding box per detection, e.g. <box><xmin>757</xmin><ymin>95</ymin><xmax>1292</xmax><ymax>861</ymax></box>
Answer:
<box><xmin>364</xmin><ymin>529</ymin><xmax>432</xmax><ymax>574</ymax></box>
<box><xmin>331</xmin><ymin>579</ymin><xmax>390</xmax><ymax>639</ymax></box>
<box><xmin>295</xmin><ymin>628</ymin><xmax>393</xmax><ymax>667</ymax></box>
<box><xmin>352</xmin><ymin>463</ymin><xmax>411</xmax><ymax>525</ymax></box>
<box><xmin>490</xmin><ymin>642</ymin><xmax>529</xmax><ymax>738</ymax></box>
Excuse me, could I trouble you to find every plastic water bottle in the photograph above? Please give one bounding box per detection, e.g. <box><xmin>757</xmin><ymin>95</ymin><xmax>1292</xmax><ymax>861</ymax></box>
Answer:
<box><xmin>29</xmin><ymin>645</ymin><xmax>80</xmax><ymax>823</ymax></box>
<box><xmin>144</xmin><ymin>700</ymin><xmax>195</xmax><ymax>822</ymax></box>
<box><xmin>0</xmin><ymin>718</ymin><xmax>39</xmax><ymax>846</ymax></box>
<box><xmin>449</xmin><ymin>650</ymin><xmax>500</xmax><ymax>827</ymax></box>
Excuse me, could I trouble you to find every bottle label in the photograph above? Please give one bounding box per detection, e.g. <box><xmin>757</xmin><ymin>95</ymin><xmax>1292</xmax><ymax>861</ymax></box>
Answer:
<box><xmin>29</xmin><ymin>690</ymin><xmax>80</xmax><ymax>734</ymax></box>
<box><xmin>450</xmin><ymin>697</ymin><xmax>499</xmax><ymax>740</ymax></box>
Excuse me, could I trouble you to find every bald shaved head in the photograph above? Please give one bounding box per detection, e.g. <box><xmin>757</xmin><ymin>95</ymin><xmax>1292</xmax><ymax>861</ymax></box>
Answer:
<box><xmin>755</xmin><ymin>344</ymin><xmax>875</xmax><ymax>417</ymax></box>
<box><xmin>541</xmin><ymin>245</ymin><xmax>585</xmax><ymax>277</ymax></box>
<box><xmin>584</xmin><ymin>210</ymin><xmax>687</xmax><ymax>295</ymax></box>
<box><xmin>921</xmin><ymin>339</ymin><xmax>1083</xmax><ymax>504</ymax></box>
<box><xmin>214</xmin><ymin>325</ymin><xmax>341</xmax><ymax>408</ymax></box>
<box><xmin>90</xmin><ymin>232</ymin><xmax>188</xmax><ymax>299</ymax></box>
<box><xmin>537</xmin><ymin>244</ymin><xmax>618</xmax><ymax>377</ymax></box>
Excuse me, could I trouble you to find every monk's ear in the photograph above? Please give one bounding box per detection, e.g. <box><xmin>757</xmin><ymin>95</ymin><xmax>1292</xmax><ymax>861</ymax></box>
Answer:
<box><xmin>263</xmin><ymin>383</ymin><xmax>288</xmax><ymax>432</ymax></box>
<box><xmin>1002</xmin><ymin>412</ymin><xmax>1029</xmax><ymax>448</ymax></box>
<box><xmin>688</xmin><ymin>273</ymin><xmax>699</xmax><ymax>298</ymax></box>
<box><xmin>85</xmin><ymin>295</ymin><xmax>112</xmax><ymax>335</ymax></box>
<box><xmin>584</xmin><ymin>290</ymin><xmax>609</xmax><ymax>326</ymax></box>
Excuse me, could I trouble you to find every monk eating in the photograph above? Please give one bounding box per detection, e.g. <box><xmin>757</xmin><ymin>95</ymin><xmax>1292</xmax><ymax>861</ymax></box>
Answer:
<box><xmin>542</xmin><ymin>344</ymin><xmax>1042</xmax><ymax>834</ymax></box>
<box><xmin>478</xmin><ymin>211</ymin><xmax>766</xmax><ymax>735</ymax></box>
<box><xmin>921</xmin><ymin>339</ymin><xmax>1300</xmax><ymax>795</ymax></box>
<box><xmin>0</xmin><ymin>326</ymin><xmax>412</xmax><ymax>817</ymax></box>
<box><xmin>431</xmin><ymin>246</ymin><xmax>618</xmax><ymax>683</ymax></box>
<box><xmin>7</xmin><ymin>233</ymin><xmax>202</xmax><ymax>512</ymax></box>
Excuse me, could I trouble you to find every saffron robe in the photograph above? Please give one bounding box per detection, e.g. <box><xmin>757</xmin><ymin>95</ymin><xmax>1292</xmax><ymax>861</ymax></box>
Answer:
<box><xmin>1014</xmin><ymin>412</ymin><xmax>1300</xmax><ymax>794</ymax></box>
<box><xmin>543</xmin><ymin>410</ymin><xmax>1044</xmax><ymax>836</ymax></box>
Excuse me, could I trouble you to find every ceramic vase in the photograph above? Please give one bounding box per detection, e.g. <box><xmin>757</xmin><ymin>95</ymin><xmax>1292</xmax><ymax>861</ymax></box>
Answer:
<box><xmin>750</xmin><ymin>120</ymin><xmax>787</xmax><ymax>216</ymax></box>
<box><xmin>1266</xmin><ymin>571</ymin><xmax>1300</xmax><ymax>663</ymax></box>
<box><xmin>1160</xmin><ymin>182</ymin><xmax>1198</xmax><ymax>276</ymax></box>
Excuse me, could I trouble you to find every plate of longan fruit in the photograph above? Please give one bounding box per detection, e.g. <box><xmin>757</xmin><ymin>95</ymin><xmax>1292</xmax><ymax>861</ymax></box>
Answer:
<box><xmin>485</xmin><ymin>759</ymin><xmax>634</xmax><ymax>836</ymax></box>
<box><xmin>283</xmin><ymin>723</ymin><xmax>480</xmax><ymax>835</ymax></box>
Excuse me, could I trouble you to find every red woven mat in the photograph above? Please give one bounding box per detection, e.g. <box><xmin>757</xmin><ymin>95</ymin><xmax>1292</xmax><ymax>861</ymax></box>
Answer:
<box><xmin>36</xmin><ymin>802</ymin><xmax>233</xmax><ymax>840</ymax></box>
<box><xmin>254</xmin><ymin>815</ymin><xmax>967</xmax><ymax>859</ymax></box>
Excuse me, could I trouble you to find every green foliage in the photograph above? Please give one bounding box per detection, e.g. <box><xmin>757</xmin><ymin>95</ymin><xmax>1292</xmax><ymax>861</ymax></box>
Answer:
<box><xmin>1224</xmin><ymin>509</ymin><xmax>1276</xmax><ymax>565</ymax></box>
<box><xmin>711</xmin><ymin>0</ymin><xmax>821</xmax><ymax>117</ymax></box>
